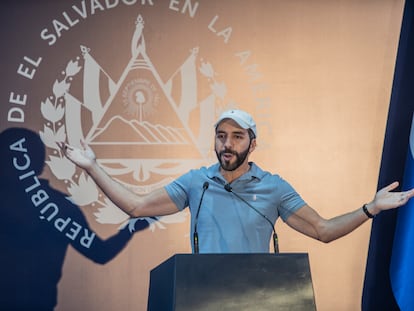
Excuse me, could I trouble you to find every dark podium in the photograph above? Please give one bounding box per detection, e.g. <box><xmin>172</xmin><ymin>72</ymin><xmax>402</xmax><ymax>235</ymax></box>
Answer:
<box><xmin>147</xmin><ymin>253</ymin><xmax>316</xmax><ymax>311</ymax></box>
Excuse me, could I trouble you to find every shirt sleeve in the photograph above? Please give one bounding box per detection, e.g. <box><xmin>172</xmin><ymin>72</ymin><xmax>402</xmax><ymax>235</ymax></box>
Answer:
<box><xmin>277</xmin><ymin>178</ymin><xmax>306</xmax><ymax>222</ymax></box>
<box><xmin>164</xmin><ymin>171</ymin><xmax>193</xmax><ymax>211</ymax></box>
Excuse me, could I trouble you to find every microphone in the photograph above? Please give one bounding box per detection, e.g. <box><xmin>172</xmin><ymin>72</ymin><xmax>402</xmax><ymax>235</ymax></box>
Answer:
<box><xmin>193</xmin><ymin>181</ymin><xmax>209</xmax><ymax>254</ymax></box>
<box><xmin>224</xmin><ymin>183</ymin><xmax>232</xmax><ymax>192</ymax></box>
<box><xmin>224</xmin><ymin>184</ymin><xmax>279</xmax><ymax>254</ymax></box>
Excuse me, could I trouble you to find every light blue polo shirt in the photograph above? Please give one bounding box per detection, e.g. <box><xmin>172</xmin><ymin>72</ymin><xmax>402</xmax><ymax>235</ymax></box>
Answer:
<box><xmin>164</xmin><ymin>162</ymin><xmax>306</xmax><ymax>253</ymax></box>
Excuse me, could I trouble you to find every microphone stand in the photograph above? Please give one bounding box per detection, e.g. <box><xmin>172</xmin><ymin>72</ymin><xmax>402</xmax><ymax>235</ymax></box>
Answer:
<box><xmin>225</xmin><ymin>184</ymin><xmax>279</xmax><ymax>254</ymax></box>
<box><xmin>193</xmin><ymin>182</ymin><xmax>209</xmax><ymax>254</ymax></box>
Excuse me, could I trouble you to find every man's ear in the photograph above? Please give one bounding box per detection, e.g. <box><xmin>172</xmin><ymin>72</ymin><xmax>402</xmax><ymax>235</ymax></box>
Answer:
<box><xmin>249</xmin><ymin>138</ymin><xmax>257</xmax><ymax>153</ymax></box>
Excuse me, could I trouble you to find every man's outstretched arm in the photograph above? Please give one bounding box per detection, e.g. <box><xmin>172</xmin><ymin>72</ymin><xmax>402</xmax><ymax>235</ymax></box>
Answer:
<box><xmin>286</xmin><ymin>182</ymin><xmax>414</xmax><ymax>243</ymax></box>
<box><xmin>59</xmin><ymin>141</ymin><xmax>179</xmax><ymax>218</ymax></box>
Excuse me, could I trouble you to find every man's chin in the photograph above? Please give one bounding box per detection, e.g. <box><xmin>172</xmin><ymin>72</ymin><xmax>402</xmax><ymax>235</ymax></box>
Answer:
<box><xmin>220</xmin><ymin>161</ymin><xmax>238</xmax><ymax>172</ymax></box>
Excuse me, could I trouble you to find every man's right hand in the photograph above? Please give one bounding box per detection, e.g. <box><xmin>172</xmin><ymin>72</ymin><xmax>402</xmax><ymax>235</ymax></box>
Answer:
<box><xmin>58</xmin><ymin>140</ymin><xmax>96</xmax><ymax>170</ymax></box>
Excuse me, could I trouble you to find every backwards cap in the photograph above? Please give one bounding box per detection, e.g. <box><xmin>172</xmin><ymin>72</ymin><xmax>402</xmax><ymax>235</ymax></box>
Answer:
<box><xmin>215</xmin><ymin>109</ymin><xmax>257</xmax><ymax>138</ymax></box>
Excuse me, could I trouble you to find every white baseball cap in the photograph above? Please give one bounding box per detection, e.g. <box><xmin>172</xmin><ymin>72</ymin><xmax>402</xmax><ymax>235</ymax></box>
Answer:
<box><xmin>215</xmin><ymin>109</ymin><xmax>257</xmax><ymax>138</ymax></box>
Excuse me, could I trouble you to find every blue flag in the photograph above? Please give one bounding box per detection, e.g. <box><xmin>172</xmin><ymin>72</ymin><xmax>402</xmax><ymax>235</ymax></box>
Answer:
<box><xmin>390</xmin><ymin>115</ymin><xmax>414</xmax><ymax>311</ymax></box>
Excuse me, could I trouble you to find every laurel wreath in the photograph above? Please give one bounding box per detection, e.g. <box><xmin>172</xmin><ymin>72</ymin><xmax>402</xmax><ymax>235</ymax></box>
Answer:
<box><xmin>38</xmin><ymin>57</ymin><xmax>188</xmax><ymax>233</ymax></box>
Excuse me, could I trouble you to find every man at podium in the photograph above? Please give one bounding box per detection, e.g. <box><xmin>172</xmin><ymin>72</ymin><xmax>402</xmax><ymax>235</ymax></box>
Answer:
<box><xmin>60</xmin><ymin>109</ymin><xmax>414</xmax><ymax>254</ymax></box>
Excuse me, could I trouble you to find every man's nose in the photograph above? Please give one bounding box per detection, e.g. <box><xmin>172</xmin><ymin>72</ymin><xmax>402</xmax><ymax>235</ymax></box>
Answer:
<box><xmin>223</xmin><ymin>137</ymin><xmax>234</xmax><ymax>148</ymax></box>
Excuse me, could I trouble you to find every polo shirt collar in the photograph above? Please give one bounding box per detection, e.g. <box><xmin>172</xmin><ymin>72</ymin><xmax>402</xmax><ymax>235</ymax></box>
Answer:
<box><xmin>207</xmin><ymin>162</ymin><xmax>263</xmax><ymax>183</ymax></box>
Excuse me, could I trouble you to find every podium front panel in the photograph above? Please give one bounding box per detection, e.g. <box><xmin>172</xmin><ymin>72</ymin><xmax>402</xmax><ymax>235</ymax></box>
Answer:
<box><xmin>148</xmin><ymin>253</ymin><xmax>316</xmax><ymax>311</ymax></box>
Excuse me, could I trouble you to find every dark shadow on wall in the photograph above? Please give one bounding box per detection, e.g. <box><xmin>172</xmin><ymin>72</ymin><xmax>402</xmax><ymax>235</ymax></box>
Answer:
<box><xmin>0</xmin><ymin>127</ymin><xmax>149</xmax><ymax>311</ymax></box>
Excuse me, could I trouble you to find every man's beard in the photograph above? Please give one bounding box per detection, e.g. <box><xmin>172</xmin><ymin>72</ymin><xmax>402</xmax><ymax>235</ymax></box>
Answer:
<box><xmin>215</xmin><ymin>145</ymin><xmax>250</xmax><ymax>171</ymax></box>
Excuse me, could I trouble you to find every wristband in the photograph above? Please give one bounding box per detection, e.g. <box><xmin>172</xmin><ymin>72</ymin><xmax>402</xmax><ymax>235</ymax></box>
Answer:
<box><xmin>362</xmin><ymin>204</ymin><xmax>374</xmax><ymax>218</ymax></box>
